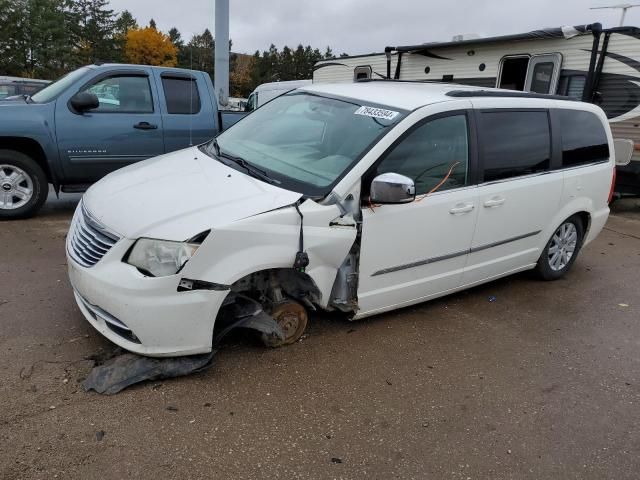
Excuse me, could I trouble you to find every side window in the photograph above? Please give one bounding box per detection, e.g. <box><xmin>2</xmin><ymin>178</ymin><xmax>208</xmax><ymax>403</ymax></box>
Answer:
<box><xmin>84</xmin><ymin>75</ymin><xmax>153</xmax><ymax>113</ymax></box>
<box><xmin>529</xmin><ymin>62</ymin><xmax>554</xmax><ymax>94</ymax></box>
<box><xmin>245</xmin><ymin>92</ymin><xmax>256</xmax><ymax>111</ymax></box>
<box><xmin>0</xmin><ymin>84</ymin><xmax>16</xmax><ymax>99</ymax></box>
<box><xmin>557</xmin><ymin>74</ymin><xmax>586</xmax><ymax>100</ymax></box>
<box><xmin>480</xmin><ymin>111</ymin><xmax>551</xmax><ymax>182</ymax></box>
<box><xmin>557</xmin><ymin>109</ymin><xmax>610</xmax><ymax>167</ymax></box>
<box><xmin>498</xmin><ymin>56</ymin><xmax>529</xmax><ymax>91</ymax></box>
<box><xmin>162</xmin><ymin>76</ymin><xmax>201</xmax><ymax>114</ymax></box>
<box><xmin>354</xmin><ymin>66</ymin><xmax>372</xmax><ymax>81</ymax></box>
<box><xmin>376</xmin><ymin>114</ymin><xmax>469</xmax><ymax>195</ymax></box>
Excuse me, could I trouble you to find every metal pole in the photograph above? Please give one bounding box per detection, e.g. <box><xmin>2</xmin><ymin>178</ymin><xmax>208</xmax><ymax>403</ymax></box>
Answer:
<box><xmin>620</xmin><ymin>7</ymin><xmax>628</xmax><ymax>26</ymax></box>
<box><xmin>214</xmin><ymin>0</ymin><xmax>229</xmax><ymax>108</ymax></box>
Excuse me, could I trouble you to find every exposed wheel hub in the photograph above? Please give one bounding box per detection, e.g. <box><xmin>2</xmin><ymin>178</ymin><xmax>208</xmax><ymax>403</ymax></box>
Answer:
<box><xmin>262</xmin><ymin>301</ymin><xmax>308</xmax><ymax>348</ymax></box>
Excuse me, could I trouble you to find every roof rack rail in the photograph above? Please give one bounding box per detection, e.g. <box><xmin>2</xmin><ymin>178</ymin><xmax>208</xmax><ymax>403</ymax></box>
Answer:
<box><xmin>356</xmin><ymin>78</ymin><xmax>475</xmax><ymax>86</ymax></box>
<box><xmin>446</xmin><ymin>90</ymin><xmax>573</xmax><ymax>101</ymax></box>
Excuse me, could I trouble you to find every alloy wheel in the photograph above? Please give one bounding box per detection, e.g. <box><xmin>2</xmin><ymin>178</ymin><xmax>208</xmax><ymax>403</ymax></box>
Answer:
<box><xmin>548</xmin><ymin>222</ymin><xmax>578</xmax><ymax>271</ymax></box>
<box><xmin>0</xmin><ymin>164</ymin><xmax>34</xmax><ymax>210</ymax></box>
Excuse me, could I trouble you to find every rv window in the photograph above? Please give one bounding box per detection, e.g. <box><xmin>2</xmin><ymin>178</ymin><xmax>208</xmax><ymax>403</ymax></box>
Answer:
<box><xmin>557</xmin><ymin>109</ymin><xmax>609</xmax><ymax>167</ymax></box>
<box><xmin>529</xmin><ymin>62</ymin><xmax>554</xmax><ymax>94</ymax></box>
<box><xmin>557</xmin><ymin>75</ymin><xmax>586</xmax><ymax>100</ymax></box>
<box><xmin>498</xmin><ymin>57</ymin><xmax>529</xmax><ymax>91</ymax></box>
<box><xmin>354</xmin><ymin>66</ymin><xmax>372</xmax><ymax>81</ymax></box>
<box><xmin>480</xmin><ymin>111</ymin><xmax>551</xmax><ymax>182</ymax></box>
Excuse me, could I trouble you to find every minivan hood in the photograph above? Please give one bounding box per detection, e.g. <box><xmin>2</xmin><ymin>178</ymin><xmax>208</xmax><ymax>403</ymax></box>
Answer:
<box><xmin>83</xmin><ymin>147</ymin><xmax>303</xmax><ymax>241</ymax></box>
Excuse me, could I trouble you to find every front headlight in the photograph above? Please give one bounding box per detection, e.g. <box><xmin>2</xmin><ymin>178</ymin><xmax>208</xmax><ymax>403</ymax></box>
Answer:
<box><xmin>126</xmin><ymin>238</ymin><xmax>201</xmax><ymax>277</ymax></box>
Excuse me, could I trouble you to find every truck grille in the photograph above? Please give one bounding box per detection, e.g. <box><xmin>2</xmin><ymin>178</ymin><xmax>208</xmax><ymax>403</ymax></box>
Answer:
<box><xmin>68</xmin><ymin>202</ymin><xmax>120</xmax><ymax>268</ymax></box>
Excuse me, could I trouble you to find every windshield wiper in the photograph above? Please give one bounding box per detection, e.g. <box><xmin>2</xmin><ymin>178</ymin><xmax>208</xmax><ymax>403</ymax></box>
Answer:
<box><xmin>210</xmin><ymin>139</ymin><xmax>279</xmax><ymax>185</ymax></box>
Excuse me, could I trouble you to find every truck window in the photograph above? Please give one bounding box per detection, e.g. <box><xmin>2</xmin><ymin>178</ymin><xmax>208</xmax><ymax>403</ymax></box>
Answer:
<box><xmin>161</xmin><ymin>76</ymin><xmax>201</xmax><ymax>114</ymax></box>
<box><xmin>375</xmin><ymin>114</ymin><xmax>469</xmax><ymax>194</ymax></box>
<box><xmin>0</xmin><ymin>84</ymin><xmax>16</xmax><ymax>99</ymax></box>
<box><xmin>480</xmin><ymin>111</ymin><xmax>551</xmax><ymax>182</ymax></box>
<box><xmin>84</xmin><ymin>75</ymin><xmax>153</xmax><ymax>113</ymax></box>
<box><xmin>556</xmin><ymin>110</ymin><xmax>609</xmax><ymax>167</ymax></box>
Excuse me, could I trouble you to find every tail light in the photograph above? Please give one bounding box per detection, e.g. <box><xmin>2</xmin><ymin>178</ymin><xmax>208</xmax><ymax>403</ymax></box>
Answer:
<box><xmin>608</xmin><ymin>167</ymin><xmax>617</xmax><ymax>204</ymax></box>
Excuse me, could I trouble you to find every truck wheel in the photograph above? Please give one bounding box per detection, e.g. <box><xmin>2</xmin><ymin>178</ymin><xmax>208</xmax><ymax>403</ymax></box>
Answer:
<box><xmin>0</xmin><ymin>150</ymin><xmax>48</xmax><ymax>219</ymax></box>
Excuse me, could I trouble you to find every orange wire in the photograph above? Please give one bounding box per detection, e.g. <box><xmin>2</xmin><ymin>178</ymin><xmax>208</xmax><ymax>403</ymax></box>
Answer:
<box><xmin>416</xmin><ymin>161</ymin><xmax>460</xmax><ymax>202</ymax></box>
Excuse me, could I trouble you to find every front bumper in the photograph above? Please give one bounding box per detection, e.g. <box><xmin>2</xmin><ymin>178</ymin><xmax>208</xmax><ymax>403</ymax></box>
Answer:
<box><xmin>67</xmin><ymin>238</ymin><xmax>229</xmax><ymax>357</ymax></box>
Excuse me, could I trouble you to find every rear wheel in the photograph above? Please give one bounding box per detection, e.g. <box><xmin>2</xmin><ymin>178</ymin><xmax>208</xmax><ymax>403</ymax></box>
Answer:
<box><xmin>535</xmin><ymin>215</ymin><xmax>585</xmax><ymax>281</ymax></box>
<box><xmin>0</xmin><ymin>150</ymin><xmax>48</xmax><ymax>219</ymax></box>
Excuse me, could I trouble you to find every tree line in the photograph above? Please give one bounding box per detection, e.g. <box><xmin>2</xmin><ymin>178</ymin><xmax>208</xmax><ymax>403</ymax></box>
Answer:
<box><xmin>0</xmin><ymin>0</ymin><xmax>346</xmax><ymax>97</ymax></box>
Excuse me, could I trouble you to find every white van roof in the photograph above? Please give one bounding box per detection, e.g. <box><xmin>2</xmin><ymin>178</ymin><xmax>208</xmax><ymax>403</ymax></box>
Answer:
<box><xmin>254</xmin><ymin>80</ymin><xmax>312</xmax><ymax>93</ymax></box>
<box><xmin>299</xmin><ymin>80</ymin><xmax>591</xmax><ymax>112</ymax></box>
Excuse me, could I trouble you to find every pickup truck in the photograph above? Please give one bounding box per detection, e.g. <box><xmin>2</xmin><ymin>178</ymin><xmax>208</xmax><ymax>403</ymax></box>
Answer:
<box><xmin>0</xmin><ymin>64</ymin><xmax>246</xmax><ymax>218</ymax></box>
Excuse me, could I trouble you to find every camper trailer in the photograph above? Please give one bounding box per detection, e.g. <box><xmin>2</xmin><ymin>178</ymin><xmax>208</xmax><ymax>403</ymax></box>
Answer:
<box><xmin>313</xmin><ymin>23</ymin><xmax>640</xmax><ymax>194</ymax></box>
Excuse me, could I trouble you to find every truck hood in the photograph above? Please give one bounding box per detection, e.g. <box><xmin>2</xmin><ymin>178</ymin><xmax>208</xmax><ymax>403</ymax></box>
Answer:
<box><xmin>83</xmin><ymin>146</ymin><xmax>303</xmax><ymax>241</ymax></box>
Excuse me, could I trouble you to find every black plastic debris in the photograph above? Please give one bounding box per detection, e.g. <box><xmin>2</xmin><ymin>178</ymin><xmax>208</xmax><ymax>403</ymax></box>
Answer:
<box><xmin>82</xmin><ymin>301</ymin><xmax>285</xmax><ymax>395</ymax></box>
<box><xmin>83</xmin><ymin>352</ymin><xmax>215</xmax><ymax>395</ymax></box>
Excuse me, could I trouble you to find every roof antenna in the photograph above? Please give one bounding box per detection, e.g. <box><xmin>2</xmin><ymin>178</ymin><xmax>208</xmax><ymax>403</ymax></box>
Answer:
<box><xmin>590</xmin><ymin>3</ymin><xmax>640</xmax><ymax>26</ymax></box>
<box><xmin>189</xmin><ymin>47</ymin><xmax>194</xmax><ymax>147</ymax></box>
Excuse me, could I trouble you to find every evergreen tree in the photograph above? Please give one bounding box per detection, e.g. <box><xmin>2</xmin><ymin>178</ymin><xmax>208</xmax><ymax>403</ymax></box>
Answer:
<box><xmin>169</xmin><ymin>27</ymin><xmax>190</xmax><ymax>69</ymax></box>
<box><xmin>70</xmin><ymin>0</ymin><xmax>117</xmax><ymax>65</ymax></box>
<box><xmin>149</xmin><ymin>18</ymin><xmax>156</xmax><ymax>30</ymax></box>
<box><xmin>113</xmin><ymin>9</ymin><xmax>137</xmax><ymax>62</ymax></box>
<box><xmin>188</xmin><ymin>28</ymin><xmax>215</xmax><ymax>77</ymax></box>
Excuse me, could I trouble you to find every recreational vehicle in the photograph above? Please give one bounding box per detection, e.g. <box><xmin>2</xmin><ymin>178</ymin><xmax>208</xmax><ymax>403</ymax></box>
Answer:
<box><xmin>313</xmin><ymin>23</ymin><xmax>640</xmax><ymax>194</ymax></box>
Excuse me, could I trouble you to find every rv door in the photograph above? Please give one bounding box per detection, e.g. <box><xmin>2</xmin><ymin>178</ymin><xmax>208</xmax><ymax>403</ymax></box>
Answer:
<box><xmin>525</xmin><ymin>53</ymin><xmax>563</xmax><ymax>94</ymax></box>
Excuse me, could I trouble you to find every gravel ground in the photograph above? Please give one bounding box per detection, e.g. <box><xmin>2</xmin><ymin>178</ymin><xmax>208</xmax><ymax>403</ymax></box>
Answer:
<box><xmin>0</xmin><ymin>194</ymin><xmax>639</xmax><ymax>479</ymax></box>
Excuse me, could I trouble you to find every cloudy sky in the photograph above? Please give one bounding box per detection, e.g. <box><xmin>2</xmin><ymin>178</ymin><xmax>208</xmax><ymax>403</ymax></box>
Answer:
<box><xmin>108</xmin><ymin>0</ymin><xmax>640</xmax><ymax>55</ymax></box>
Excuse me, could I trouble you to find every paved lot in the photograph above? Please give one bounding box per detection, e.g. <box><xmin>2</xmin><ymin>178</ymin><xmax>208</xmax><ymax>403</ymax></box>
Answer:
<box><xmin>1</xmin><ymin>194</ymin><xmax>639</xmax><ymax>479</ymax></box>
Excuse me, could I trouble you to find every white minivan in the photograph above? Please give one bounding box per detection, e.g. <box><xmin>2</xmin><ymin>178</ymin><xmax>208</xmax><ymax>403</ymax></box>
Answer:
<box><xmin>245</xmin><ymin>80</ymin><xmax>312</xmax><ymax>111</ymax></box>
<box><xmin>67</xmin><ymin>81</ymin><xmax>622</xmax><ymax>357</ymax></box>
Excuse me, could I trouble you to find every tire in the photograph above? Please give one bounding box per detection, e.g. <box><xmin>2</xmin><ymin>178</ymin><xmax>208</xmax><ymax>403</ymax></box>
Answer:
<box><xmin>0</xmin><ymin>149</ymin><xmax>48</xmax><ymax>219</ymax></box>
<box><xmin>535</xmin><ymin>215</ymin><xmax>585</xmax><ymax>281</ymax></box>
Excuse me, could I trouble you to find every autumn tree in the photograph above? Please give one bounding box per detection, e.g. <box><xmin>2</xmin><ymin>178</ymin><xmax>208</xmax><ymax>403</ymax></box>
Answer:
<box><xmin>230</xmin><ymin>54</ymin><xmax>254</xmax><ymax>97</ymax></box>
<box><xmin>124</xmin><ymin>27</ymin><xmax>177</xmax><ymax>67</ymax></box>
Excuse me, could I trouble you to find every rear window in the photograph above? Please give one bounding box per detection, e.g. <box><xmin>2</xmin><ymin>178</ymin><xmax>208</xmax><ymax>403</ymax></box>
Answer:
<box><xmin>162</xmin><ymin>76</ymin><xmax>201</xmax><ymax>114</ymax></box>
<box><xmin>480</xmin><ymin>111</ymin><xmax>551</xmax><ymax>182</ymax></box>
<box><xmin>557</xmin><ymin>109</ymin><xmax>609</xmax><ymax>167</ymax></box>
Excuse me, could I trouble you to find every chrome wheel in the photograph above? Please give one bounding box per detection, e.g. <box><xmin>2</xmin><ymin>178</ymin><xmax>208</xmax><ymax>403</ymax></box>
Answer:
<box><xmin>548</xmin><ymin>222</ymin><xmax>578</xmax><ymax>271</ymax></box>
<box><xmin>0</xmin><ymin>164</ymin><xmax>34</xmax><ymax>210</ymax></box>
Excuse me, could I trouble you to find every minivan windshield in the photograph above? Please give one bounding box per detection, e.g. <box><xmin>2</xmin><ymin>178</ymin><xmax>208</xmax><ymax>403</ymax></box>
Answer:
<box><xmin>206</xmin><ymin>92</ymin><xmax>406</xmax><ymax>196</ymax></box>
<box><xmin>31</xmin><ymin>67</ymin><xmax>90</xmax><ymax>103</ymax></box>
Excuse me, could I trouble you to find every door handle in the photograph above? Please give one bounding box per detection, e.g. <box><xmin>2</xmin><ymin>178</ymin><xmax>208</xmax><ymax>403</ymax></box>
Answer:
<box><xmin>449</xmin><ymin>203</ymin><xmax>475</xmax><ymax>215</ymax></box>
<box><xmin>134</xmin><ymin>122</ymin><xmax>158</xmax><ymax>130</ymax></box>
<box><xmin>483</xmin><ymin>197</ymin><xmax>505</xmax><ymax>208</ymax></box>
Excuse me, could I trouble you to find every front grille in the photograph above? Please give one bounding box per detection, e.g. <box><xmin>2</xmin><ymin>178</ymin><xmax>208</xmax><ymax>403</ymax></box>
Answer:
<box><xmin>68</xmin><ymin>202</ymin><xmax>120</xmax><ymax>268</ymax></box>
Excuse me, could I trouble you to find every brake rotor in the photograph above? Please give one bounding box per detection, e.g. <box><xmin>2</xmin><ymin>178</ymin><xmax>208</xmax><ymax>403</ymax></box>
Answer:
<box><xmin>262</xmin><ymin>301</ymin><xmax>308</xmax><ymax>348</ymax></box>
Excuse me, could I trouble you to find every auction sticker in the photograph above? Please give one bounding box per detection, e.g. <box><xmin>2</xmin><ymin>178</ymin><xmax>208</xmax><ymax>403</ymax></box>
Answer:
<box><xmin>354</xmin><ymin>106</ymin><xmax>399</xmax><ymax>120</ymax></box>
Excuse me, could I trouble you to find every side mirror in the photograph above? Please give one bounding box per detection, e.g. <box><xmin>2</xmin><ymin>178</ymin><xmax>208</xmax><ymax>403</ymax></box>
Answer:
<box><xmin>70</xmin><ymin>92</ymin><xmax>99</xmax><ymax>113</ymax></box>
<box><xmin>370</xmin><ymin>172</ymin><xmax>416</xmax><ymax>204</ymax></box>
<box><xmin>614</xmin><ymin>138</ymin><xmax>634</xmax><ymax>166</ymax></box>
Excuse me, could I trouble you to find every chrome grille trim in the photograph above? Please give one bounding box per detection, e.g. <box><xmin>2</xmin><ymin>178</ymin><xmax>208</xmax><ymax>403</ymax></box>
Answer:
<box><xmin>68</xmin><ymin>202</ymin><xmax>120</xmax><ymax>268</ymax></box>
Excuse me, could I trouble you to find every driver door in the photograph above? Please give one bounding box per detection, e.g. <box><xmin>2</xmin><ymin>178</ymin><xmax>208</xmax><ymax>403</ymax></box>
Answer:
<box><xmin>357</xmin><ymin>109</ymin><xmax>479</xmax><ymax>316</ymax></box>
